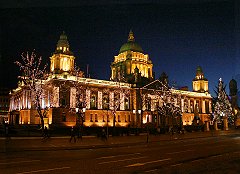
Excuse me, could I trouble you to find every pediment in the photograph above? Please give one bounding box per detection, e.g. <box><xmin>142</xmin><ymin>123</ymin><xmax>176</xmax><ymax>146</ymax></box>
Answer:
<box><xmin>141</xmin><ymin>80</ymin><xmax>167</xmax><ymax>90</ymax></box>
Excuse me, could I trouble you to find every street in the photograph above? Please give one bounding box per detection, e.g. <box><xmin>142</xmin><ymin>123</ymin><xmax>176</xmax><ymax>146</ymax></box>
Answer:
<box><xmin>1</xmin><ymin>133</ymin><xmax>240</xmax><ymax>174</ymax></box>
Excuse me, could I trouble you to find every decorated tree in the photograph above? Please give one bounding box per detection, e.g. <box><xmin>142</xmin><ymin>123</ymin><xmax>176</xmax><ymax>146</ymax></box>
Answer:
<box><xmin>101</xmin><ymin>83</ymin><xmax>130</xmax><ymax>136</ymax></box>
<box><xmin>140</xmin><ymin>72</ymin><xmax>182</xmax><ymax>130</ymax></box>
<box><xmin>15</xmin><ymin>51</ymin><xmax>48</xmax><ymax>130</ymax></box>
<box><xmin>213</xmin><ymin>78</ymin><xmax>234</xmax><ymax>124</ymax></box>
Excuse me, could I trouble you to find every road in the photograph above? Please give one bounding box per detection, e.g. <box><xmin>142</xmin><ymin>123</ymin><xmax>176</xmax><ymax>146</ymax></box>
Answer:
<box><xmin>1</xmin><ymin>134</ymin><xmax>240</xmax><ymax>174</ymax></box>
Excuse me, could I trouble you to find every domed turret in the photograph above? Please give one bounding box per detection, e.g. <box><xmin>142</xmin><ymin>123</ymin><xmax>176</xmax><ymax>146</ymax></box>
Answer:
<box><xmin>192</xmin><ymin>66</ymin><xmax>209</xmax><ymax>93</ymax></box>
<box><xmin>119</xmin><ymin>30</ymin><xmax>143</xmax><ymax>54</ymax></box>
<box><xmin>50</xmin><ymin>32</ymin><xmax>75</xmax><ymax>73</ymax></box>
<box><xmin>55</xmin><ymin>31</ymin><xmax>73</xmax><ymax>55</ymax></box>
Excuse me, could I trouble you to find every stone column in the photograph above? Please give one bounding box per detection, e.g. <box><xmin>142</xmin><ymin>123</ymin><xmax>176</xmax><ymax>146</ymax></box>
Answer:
<box><xmin>223</xmin><ymin>117</ymin><xmax>229</xmax><ymax>131</ymax></box>
<box><xmin>202</xmin><ymin>100</ymin><xmax>206</xmax><ymax>114</ymax></box>
<box><xmin>188</xmin><ymin>99</ymin><xmax>191</xmax><ymax>113</ymax></box>
<box><xmin>214</xmin><ymin>121</ymin><xmax>218</xmax><ymax>130</ymax></box>
<box><xmin>204</xmin><ymin>121</ymin><xmax>209</xmax><ymax>131</ymax></box>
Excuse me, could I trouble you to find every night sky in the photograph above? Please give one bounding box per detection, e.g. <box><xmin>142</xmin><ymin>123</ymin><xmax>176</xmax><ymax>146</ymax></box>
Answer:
<box><xmin>0</xmin><ymin>0</ymin><xmax>237</xmax><ymax>96</ymax></box>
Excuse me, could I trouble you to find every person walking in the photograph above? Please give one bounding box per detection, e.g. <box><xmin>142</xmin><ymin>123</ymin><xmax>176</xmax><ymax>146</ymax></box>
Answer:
<box><xmin>70</xmin><ymin>126</ymin><xmax>76</xmax><ymax>143</ymax></box>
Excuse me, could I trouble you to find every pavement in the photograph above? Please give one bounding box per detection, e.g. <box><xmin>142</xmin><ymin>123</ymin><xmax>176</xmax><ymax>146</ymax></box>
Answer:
<box><xmin>1</xmin><ymin>129</ymin><xmax>240</xmax><ymax>153</ymax></box>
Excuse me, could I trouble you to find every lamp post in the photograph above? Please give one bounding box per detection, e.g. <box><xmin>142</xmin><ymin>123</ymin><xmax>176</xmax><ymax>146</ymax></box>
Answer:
<box><xmin>138</xmin><ymin>109</ymin><xmax>142</xmax><ymax>128</ymax></box>
<box><xmin>133</xmin><ymin>109</ymin><xmax>137</xmax><ymax>135</ymax></box>
<box><xmin>76</xmin><ymin>106</ymin><xmax>86</xmax><ymax>139</ymax></box>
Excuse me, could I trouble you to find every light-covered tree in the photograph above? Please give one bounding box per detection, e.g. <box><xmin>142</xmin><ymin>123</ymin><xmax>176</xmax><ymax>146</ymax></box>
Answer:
<box><xmin>213</xmin><ymin>78</ymin><xmax>233</xmax><ymax>124</ymax></box>
<box><xmin>15</xmin><ymin>51</ymin><xmax>48</xmax><ymax>130</ymax></box>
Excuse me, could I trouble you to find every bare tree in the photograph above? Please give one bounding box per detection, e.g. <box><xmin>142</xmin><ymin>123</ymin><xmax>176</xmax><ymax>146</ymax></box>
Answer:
<box><xmin>15</xmin><ymin>51</ymin><xmax>48</xmax><ymax>131</ymax></box>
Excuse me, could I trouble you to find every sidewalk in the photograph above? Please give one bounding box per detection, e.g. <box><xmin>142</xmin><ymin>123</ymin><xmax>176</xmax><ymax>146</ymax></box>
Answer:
<box><xmin>1</xmin><ymin>130</ymin><xmax>240</xmax><ymax>153</ymax></box>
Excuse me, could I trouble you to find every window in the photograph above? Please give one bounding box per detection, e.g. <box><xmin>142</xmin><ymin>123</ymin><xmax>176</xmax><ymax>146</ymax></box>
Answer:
<box><xmin>103</xmin><ymin>95</ymin><xmax>109</xmax><ymax>110</ymax></box>
<box><xmin>118</xmin><ymin>115</ymin><xmax>121</xmax><ymax>122</ymax></box>
<box><xmin>103</xmin><ymin>115</ymin><xmax>105</xmax><ymax>122</ymax></box>
<box><xmin>205</xmin><ymin>101</ymin><xmax>209</xmax><ymax>113</ymax></box>
<box><xmin>95</xmin><ymin>114</ymin><xmax>98</xmax><ymax>122</ymax></box>
<box><xmin>90</xmin><ymin>114</ymin><xmax>93</xmax><ymax>122</ymax></box>
<box><xmin>114</xmin><ymin>94</ymin><xmax>120</xmax><ymax>110</ymax></box>
<box><xmin>190</xmin><ymin>100</ymin><xmax>194</xmax><ymax>113</ymax></box>
<box><xmin>62</xmin><ymin>114</ymin><xmax>66</xmax><ymax>122</ymax></box>
<box><xmin>61</xmin><ymin>98</ymin><xmax>66</xmax><ymax>107</ymax></box>
<box><xmin>147</xmin><ymin>98</ymin><xmax>151</xmax><ymax>111</ymax></box>
<box><xmin>128</xmin><ymin>115</ymin><xmax>131</xmax><ymax>122</ymax></box>
<box><xmin>125</xmin><ymin>115</ymin><xmax>127</xmax><ymax>122</ymax></box>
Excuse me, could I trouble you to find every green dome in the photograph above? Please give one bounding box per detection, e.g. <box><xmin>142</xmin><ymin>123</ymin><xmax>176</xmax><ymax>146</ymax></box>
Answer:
<box><xmin>119</xmin><ymin>30</ymin><xmax>143</xmax><ymax>54</ymax></box>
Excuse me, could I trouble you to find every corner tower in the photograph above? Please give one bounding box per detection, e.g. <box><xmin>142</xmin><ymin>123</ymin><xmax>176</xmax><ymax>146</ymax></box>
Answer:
<box><xmin>192</xmin><ymin>66</ymin><xmax>209</xmax><ymax>93</ymax></box>
<box><xmin>110</xmin><ymin>30</ymin><xmax>153</xmax><ymax>83</ymax></box>
<box><xmin>50</xmin><ymin>32</ymin><xmax>75</xmax><ymax>74</ymax></box>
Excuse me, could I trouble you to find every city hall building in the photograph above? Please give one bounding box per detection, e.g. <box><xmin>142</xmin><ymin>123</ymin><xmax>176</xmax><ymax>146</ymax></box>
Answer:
<box><xmin>8</xmin><ymin>31</ymin><xmax>212</xmax><ymax>128</ymax></box>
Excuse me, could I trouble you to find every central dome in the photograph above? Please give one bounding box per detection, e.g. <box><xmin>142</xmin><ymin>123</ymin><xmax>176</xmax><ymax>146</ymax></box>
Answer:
<box><xmin>119</xmin><ymin>30</ymin><xmax>143</xmax><ymax>54</ymax></box>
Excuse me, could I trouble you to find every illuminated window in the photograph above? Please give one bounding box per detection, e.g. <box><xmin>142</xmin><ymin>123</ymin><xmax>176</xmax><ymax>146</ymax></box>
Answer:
<box><xmin>124</xmin><ymin>98</ymin><xmax>129</xmax><ymax>110</ymax></box>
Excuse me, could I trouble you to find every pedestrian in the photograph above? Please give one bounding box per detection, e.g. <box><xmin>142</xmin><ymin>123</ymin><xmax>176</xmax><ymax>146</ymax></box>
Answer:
<box><xmin>78</xmin><ymin>127</ymin><xmax>82</xmax><ymax>140</ymax></box>
<box><xmin>70</xmin><ymin>126</ymin><xmax>76</xmax><ymax>143</ymax></box>
<box><xmin>43</xmin><ymin>126</ymin><xmax>49</xmax><ymax>139</ymax></box>
<box><xmin>5</xmin><ymin>125</ymin><xmax>10</xmax><ymax>141</ymax></box>
<box><xmin>101</xmin><ymin>129</ymin><xmax>107</xmax><ymax>141</ymax></box>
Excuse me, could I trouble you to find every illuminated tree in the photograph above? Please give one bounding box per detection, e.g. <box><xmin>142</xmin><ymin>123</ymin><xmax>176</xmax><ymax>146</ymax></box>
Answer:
<box><xmin>213</xmin><ymin>78</ymin><xmax>234</xmax><ymax>124</ymax></box>
<box><xmin>15</xmin><ymin>51</ymin><xmax>48</xmax><ymax>130</ymax></box>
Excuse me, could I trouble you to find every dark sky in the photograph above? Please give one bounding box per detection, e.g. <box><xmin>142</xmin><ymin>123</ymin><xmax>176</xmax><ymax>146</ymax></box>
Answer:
<box><xmin>0</xmin><ymin>0</ymin><xmax>237</xmax><ymax>96</ymax></box>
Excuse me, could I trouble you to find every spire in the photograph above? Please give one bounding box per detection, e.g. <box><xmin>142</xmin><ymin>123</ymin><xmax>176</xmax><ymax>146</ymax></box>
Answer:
<box><xmin>128</xmin><ymin>30</ymin><xmax>135</xmax><ymax>42</ymax></box>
